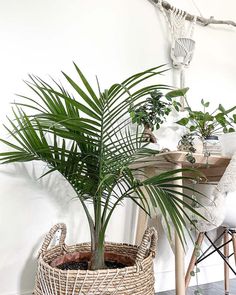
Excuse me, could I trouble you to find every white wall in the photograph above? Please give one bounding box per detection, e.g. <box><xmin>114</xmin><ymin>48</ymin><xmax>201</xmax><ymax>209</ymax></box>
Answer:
<box><xmin>0</xmin><ymin>0</ymin><xmax>235</xmax><ymax>294</ymax></box>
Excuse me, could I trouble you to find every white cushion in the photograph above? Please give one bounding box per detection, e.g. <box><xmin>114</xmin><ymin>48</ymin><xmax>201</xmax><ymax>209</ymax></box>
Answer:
<box><xmin>222</xmin><ymin>191</ymin><xmax>236</xmax><ymax>228</ymax></box>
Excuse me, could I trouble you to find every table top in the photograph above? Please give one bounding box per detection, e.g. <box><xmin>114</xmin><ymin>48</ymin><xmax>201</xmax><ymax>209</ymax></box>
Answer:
<box><xmin>130</xmin><ymin>151</ymin><xmax>231</xmax><ymax>182</ymax></box>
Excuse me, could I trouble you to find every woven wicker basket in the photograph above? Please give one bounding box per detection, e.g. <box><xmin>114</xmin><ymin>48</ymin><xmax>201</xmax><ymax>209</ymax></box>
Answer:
<box><xmin>34</xmin><ymin>223</ymin><xmax>158</xmax><ymax>295</ymax></box>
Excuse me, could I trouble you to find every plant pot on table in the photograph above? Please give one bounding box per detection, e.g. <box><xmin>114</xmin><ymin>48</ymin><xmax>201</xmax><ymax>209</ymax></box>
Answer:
<box><xmin>195</xmin><ymin>136</ymin><xmax>221</xmax><ymax>156</ymax></box>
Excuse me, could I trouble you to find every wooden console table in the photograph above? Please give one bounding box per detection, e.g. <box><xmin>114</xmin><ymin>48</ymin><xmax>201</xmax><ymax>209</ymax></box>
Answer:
<box><xmin>132</xmin><ymin>151</ymin><xmax>230</xmax><ymax>295</ymax></box>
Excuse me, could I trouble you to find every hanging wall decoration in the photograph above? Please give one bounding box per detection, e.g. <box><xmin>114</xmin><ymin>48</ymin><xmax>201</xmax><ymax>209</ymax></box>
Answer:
<box><xmin>148</xmin><ymin>0</ymin><xmax>236</xmax><ymax>109</ymax></box>
<box><xmin>149</xmin><ymin>0</ymin><xmax>236</xmax><ymax>27</ymax></box>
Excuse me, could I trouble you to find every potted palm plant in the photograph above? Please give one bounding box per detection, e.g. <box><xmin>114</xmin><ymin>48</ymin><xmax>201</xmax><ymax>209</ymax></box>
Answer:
<box><xmin>0</xmin><ymin>64</ymin><xmax>204</xmax><ymax>295</ymax></box>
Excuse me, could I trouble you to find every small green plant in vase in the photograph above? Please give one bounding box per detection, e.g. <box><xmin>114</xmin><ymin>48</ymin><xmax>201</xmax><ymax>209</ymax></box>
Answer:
<box><xmin>129</xmin><ymin>88</ymin><xmax>188</xmax><ymax>143</ymax></box>
<box><xmin>177</xmin><ymin>99</ymin><xmax>236</xmax><ymax>155</ymax></box>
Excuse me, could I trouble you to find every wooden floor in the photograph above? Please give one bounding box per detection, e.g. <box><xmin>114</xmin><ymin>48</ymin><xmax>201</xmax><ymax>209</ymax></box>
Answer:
<box><xmin>157</xmin><ymin>278</ymin><xmax>236</xmax><ymax>295</ymax></box>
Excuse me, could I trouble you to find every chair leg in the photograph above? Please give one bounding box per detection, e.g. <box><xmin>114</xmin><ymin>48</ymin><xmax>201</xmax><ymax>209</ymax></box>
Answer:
<box><xmin>231</xmin><ymin>231</ymin><xmax>236</xmax><ymax>266</ymax></box>
<box><xmin>224</xmin><ymin>229</ymin><xmax>230</xmax><ymax>295</ymax></box>
<box><xmin>185</xmin><ymin>232</ymin><xmax>204</xmax><ymax>290</ymax></box>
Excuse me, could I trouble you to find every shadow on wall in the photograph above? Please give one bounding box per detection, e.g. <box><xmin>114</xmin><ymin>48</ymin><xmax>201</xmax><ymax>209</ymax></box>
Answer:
<box><xmin>148</xmin><ymin>214</ymin><xmax>175</xmax><ymax>266</ymax></box>
<box><xmin>19</xmin><ymin>236</ymin><xmax>43</xmax><ymax>294</ymax></box>
<box><xmin>0</xmin><ymin>161</ymin><xmax>85</xmax><ymax>294</ymax></box>
<box><xmin>2</xmin><ymin>161</ymin><xmax>76</xmax><ymax>213</ymax></box>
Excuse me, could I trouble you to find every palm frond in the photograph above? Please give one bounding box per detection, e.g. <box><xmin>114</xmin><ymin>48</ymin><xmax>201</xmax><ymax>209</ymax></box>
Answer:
<box><xmin>0</xmin><ymin>63</ymin><xmax>207</xmax><ymax>257</ymax></box>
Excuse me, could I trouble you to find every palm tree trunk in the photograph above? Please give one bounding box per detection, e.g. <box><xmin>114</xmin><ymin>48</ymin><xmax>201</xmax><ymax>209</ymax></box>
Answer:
<box><xmin>90</xmin><ymin>229</ymin><xmax>106</xmax><ymax>270</ymax></box>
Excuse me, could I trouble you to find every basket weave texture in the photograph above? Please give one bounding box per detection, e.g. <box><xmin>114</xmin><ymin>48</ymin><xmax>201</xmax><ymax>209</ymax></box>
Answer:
<box><xmin>34</xmin><ymin>223</ymin><xmax>158</xmax><ymax>295</ymax></box>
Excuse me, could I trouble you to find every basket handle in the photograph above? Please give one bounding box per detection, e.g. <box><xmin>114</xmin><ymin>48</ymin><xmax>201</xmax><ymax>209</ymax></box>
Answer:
<box><xmin>135</xmin><ymin>227</ymin><xmax>158</xmax><ymax>264</ymax></box>
<box><xmin>38</xmin><ymin>223</ymin><xmax>67</xmax><ymax>257</ymax></box>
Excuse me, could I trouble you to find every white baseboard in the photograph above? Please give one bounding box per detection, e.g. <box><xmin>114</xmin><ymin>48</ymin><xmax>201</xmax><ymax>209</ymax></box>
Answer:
<box><xmin>1</xmin><ymin>291</ymin><xmax>32</xmax><ymax>295</ymax></box>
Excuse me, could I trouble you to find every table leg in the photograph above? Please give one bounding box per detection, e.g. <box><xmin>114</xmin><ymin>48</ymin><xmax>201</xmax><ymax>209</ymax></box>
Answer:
<box><xmin>135</xmin><ymin>163</ymin><xmax>185</xmax><ymax>294</ymax></box>
<box><xmin>174</xmin><ymin>164</ymin><xmax>185</xmax><ymax>295</ymax></box>
<box><xmin>135</xmin><ymin>167</ymin><xmax>156</xmax><ymax>244</ymax></box>
<box><xmin>185</xmin><ymin>232</ymin><xmax>205</xmax><ymax>289</ymax></box>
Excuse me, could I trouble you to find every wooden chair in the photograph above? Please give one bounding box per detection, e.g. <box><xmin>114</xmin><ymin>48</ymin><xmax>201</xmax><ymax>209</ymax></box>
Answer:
<box><xmin>185</xmin><ymin>228</ymin><xmax>236</xmax><ymax>295</ymax></box>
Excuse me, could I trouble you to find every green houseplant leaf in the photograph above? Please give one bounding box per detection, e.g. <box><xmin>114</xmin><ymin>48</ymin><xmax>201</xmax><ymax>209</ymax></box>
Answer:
<box><xmin>165</xmin><ymin>87</ymin><xmax>189</xmax><ymax>100</ymax></box>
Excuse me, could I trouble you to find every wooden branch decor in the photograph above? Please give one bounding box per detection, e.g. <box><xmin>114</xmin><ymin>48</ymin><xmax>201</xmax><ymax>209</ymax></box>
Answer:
<box><xmin>149</xmin><ymin>0</ymin><xmax>236</xmax><ymax>27</ymax></box>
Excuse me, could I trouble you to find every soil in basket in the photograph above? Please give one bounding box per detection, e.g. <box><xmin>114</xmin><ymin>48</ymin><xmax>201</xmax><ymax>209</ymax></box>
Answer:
<box><xmin>51</xmin><ymin>251</ymin><xmax>135</xmax><ymax>271</ymax></box>
<box><xmin>57</xmin><ymin>260</ymin><xmax>127</xmax><ymax>270</ymax></box>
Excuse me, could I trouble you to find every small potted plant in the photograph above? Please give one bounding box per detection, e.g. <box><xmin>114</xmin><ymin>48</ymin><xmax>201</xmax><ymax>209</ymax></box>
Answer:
<box><xmin>129</xmin><ymin>88</ymin><xmax>188</xmax><ymax>143</ymax></box>
<box><xmin>0</xmin><ymin>64</ymin><xmax>204</xmax><ymax>295</ymax></box>
<box><xmin>176</xmin><ymin>99</ymin><xmax>236</xmax><ymax>155</ymax></box>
